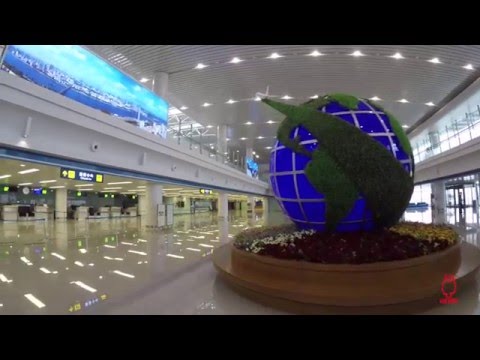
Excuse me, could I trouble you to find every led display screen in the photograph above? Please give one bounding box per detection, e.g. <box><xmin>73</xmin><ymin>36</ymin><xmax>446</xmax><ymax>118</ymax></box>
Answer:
<box><xmin>1</xmin><ymin>45</ymin><xmax>168</xmax><ymax>138</ymax></box>
<box><xmin>246</xmin><ymin>157</ymin><xmax>259</xmax><ymax>179</ymax></box>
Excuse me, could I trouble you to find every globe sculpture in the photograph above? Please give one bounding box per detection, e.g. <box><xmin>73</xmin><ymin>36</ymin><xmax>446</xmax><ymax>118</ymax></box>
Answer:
<box><xmin>266</xmin><ymin>93</ymin><xmax>415</xmax><ymax>232</ymax></box>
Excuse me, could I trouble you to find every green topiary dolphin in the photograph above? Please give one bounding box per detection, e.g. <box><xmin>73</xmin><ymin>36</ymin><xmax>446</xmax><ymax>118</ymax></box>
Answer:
<box><xmin>263</xmin><ymin>93</ymin><xmax>414</xmax><ymax>231</ymax></box>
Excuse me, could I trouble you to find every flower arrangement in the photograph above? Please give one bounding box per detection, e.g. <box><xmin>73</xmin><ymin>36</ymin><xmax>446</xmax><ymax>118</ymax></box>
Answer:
<box><xmin>234</xmin><ymin>222</ymin><xmax>459</xmax><ymax>264</ymax></box>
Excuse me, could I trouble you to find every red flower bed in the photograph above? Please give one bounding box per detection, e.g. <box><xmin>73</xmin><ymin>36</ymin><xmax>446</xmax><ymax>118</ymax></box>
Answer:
<box><xmin>256</xmin><ymin>229</ymin><xmax>455</xmax><ymax>264</ymax></box>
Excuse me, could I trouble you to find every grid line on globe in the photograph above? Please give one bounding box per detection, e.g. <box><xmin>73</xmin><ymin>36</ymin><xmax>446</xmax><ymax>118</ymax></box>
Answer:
<box><xmin>269</xmin><ymin>98</ymin><xmax>414</xmax><ymax>231</ymax></box>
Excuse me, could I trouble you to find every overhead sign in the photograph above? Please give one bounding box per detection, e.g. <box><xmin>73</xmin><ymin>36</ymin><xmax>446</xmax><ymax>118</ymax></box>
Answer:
<box><xmin>199</xmin><ymin>189</ymin><xmax>213</xmax><ymax>195</ymax></box>
<box><xmin>60</xmin><ymin>168</ymin><xmax>104</xmax><ymax>183</ymax></box>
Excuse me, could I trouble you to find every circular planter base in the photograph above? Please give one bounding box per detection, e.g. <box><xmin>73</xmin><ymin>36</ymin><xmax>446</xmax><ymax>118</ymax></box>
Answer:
<box><xmin>212</xmin><ymin>242</ymin><xmax>480</xmax><ymax>314</ymax></box>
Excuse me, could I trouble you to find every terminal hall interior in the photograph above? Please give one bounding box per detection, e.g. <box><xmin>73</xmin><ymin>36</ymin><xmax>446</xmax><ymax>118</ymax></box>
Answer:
<box><xmin>1</xmin><ymin>45</ymin><xmax>480</xmax><ymax>314</ymax></box>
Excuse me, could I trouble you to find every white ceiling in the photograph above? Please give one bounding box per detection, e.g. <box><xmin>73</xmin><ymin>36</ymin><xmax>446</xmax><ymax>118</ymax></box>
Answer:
<box><xmin>85</xmin><ymin>45</ymin><xmax>480</xmax><ymax>161</ymax></box>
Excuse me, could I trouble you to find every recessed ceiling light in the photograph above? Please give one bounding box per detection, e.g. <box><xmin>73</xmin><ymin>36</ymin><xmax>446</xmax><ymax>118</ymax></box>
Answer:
<box><xmin>19</xmin><ymin>164</ymin><xmax>26</xmax><ymax>167</ymax></box>
<box><xmin>398</xmin><ymin>99</ymin><xmax>409</xmax><ymax>103</ymax></box>
<box><xmin>0</xmin><ymin>175</ymin><xmax>11</xmax><ymax>179</ymax></box>
<box><xmin>75</xmin><ymin>184</ymin><xmax>94</xmax><ymax>187</ymax></box>
<box><xmin>255</xmin><ymin>155</ymin><xmax>260</xmax><ymax>158</ymax></box>
<box><xmin>206</xmin><ymin>125</ymin><xmax>214</xmax><ymax>128</ymax></box>
<box><xmin>229</xmin><ymin>57</ymin><xmax>244</xmax><ymax>64</ymax></box>
<box><xmin>350</xmin><ymin>50</ymin><xmax>365</xmax><ymax>57</ymax></box>
<box><xmin>18</xmin><ymin>183</ymin><xmax>32</xmax><ymax>186</ymax></box>
<box><xmin>245</xmin><ymin>121</ymin><xmax>253</xmax><ymax>125</ymax></box>
<box><xmin>18</xmin><ymin>168</ymin><xmax>40</xmax><ymax>175</ymax></box>
<box><xmin>254</xmin><ymin>96</ymin><xmax>262</xmax><ymax>101</ymax></box>
<box><xmin>266</xmin><ymin>120</ymin><xmax>276</xmax><ymax>124</ymax></box>
<box><xmin>226</xmin><ymin>99</ymin><xmax>238</xmax><ymax>104</ymax></box>
<box><xmin>252</xmin><ymin>151</ymin><xmax>256</xmax><ymax>155</ymax></box>
<box><xmin>240</xmin><ymin>137</ymin><xmax>247</xmax><ymax>141</ymax></box>
<box><xmin>307</xmin><ymin>50</ymin><xmax>323</xmax><ymax>57</ymax></box>
<box><xmin>103</xmin><ymin>187</ymin><xmax>122</xmax><ymax>190</ymax></box>
<box><xmin>428</xmin><ymin>57</ymin><xmax>441</xmax><ymax>64</ymax></box>
<box><xmin>180</xmin><ymin>106</ymin><xmax>188</xmax><ymax>110</ymax></box>
<box><xmin>236</xmin><ymin>150</ymin><xmax>240</xmax><ymax>152</ymax></box>
<box><xmin>257</xmin><ymin>136</ymin><xmax>265</xmax><ymax>139</ymax></box>
<box><xmin>202</xmin><ymin>102</ymin><xmax>212</xmax><ymax>107</ymax></box>
<box><xmin>425</xmin><ymin>102</ymin><xmax>435</xmax><ymax>107</ymax></box>
<box><xmin>140</xmin><ymin>78</ymin><xmax>149</xmax><ymax>83</ymax></box>
<box><xmin>49</xmin><ymin>186</ymin><xmax>65</xmax><ymax>189</ymax></box>
<box><xmin>310</xmin><ymin>95</ymin><xmax>319</xmax><ymax>99</ymax></box>
<box><xmin>39</xmin><ymin>180</ymin><xmax>56</xmax><ymax>183</ymax></box>
<box><xmin>369</xmin><ymin>96</ymin><xmax>382</xmax><ymax>101</ymax></box>
<box><xmin>281</xmin><ymin>95</ymin><xmax>293</xmax><ymax>100</ymax></box>
<box><xmin>265</xmin><ymin>146</ymin><xmax>272</xmax><ymax>150</ymax></box>
<box><xmin>267</xmin><ymin>52</ymin><xmax>283</xmax><ymax>59</ymax></box>
<box><xmin>390</xmin><ymin>52</ymin><xmax>405</xmax><ymax>59</ymax></box>
<box><xmin>402</xmin><ymin>125</ymin><xmax>409</xmax><ymax>128</ymax></box>
<box><xmin>463</xmin><ymin>64</ymin><xmax>474</xmax><ymax>70</ymax></box>
<box><xmin>107</xmin><ymin>181</ymin><xmax>132</xmax><ymax>185</ymax></box>
<box><xmin>194</xmin><ymin>63</ymin><xmax>208</xmax><ymax>69</ymax></box>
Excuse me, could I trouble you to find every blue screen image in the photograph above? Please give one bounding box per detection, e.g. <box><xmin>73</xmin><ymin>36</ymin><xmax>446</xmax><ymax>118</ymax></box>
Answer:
<box><xmin>1</xmin><ymin>45</ymin><xmax>169</xmax><ymax>138</ymax></box>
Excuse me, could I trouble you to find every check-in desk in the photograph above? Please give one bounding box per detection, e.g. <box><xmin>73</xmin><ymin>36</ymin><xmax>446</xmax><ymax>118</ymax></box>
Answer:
<box><xmin>98</xmin><ymin>207</ymin><xmax>110</xmax><ymax>218</ymax></box>
<box><xmin>125</xmin><ymin>207</ymin><xmax>137</xmax><ymax>217</ymax></box>
<box><xmin>74</xmin><ymin>206</ymin><xmax>89</xmax><ymax>220</ymax></box>
<box><xmin>109</xmin><ymin>206</ymin><xmax>121</xmax><ymax>218</ymax></box>
<box><xmin>1</xmin><ymin>205</ymin><xmax>19</xmax><ymax>221</ymax></box>
<box><xmin>35</xmin><ymin>205</ymin><xmax>49</xmax><ymax>220</ymax></box>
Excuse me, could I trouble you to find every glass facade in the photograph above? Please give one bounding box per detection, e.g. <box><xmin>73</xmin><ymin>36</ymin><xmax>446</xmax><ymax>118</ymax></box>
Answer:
<box><xmin>411</xmin><ymin>87</ymin><xmax>480</xmax><ymax>164</ymax></box>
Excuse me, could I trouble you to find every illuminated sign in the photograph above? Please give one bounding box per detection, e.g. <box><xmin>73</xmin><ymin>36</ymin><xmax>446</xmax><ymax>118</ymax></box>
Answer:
<box><xmin>42</xmin><ymin>189</ymin><xmax>47</xmax><ymax>195</ymax></box>
<box><xmin>2</xmin><ymin>186</ymin><xmax>8</xmax><ymax>192</ymax></box>
<box><xmin>199</xmin><ymin>189</ymin><xmax>213</xmax><ymax>195</ymax></box>
<box><xmin>60</xmin><ymin>168</ymin><xmax>103</xmax><ymax>183</ymax></box>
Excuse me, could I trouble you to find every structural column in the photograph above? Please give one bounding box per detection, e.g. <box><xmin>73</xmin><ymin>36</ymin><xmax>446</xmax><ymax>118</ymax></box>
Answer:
<box><xmin>217</xmin><ymin>191</ymin><xmax>228</xmax><ymax>220</ymax></box>
<box><xmin>55</xmin><ymin>188</ymin><xmax>67</xmax><ymax>220</ymax></box>
<box><xmin>431</xmin><ymin>180</ymin><xmax>446</xmax><ymax>224</ymax></box>
<box><xmin>144</xmin><ymin>183</ymin><xmax>165</xmax><ymax>228</ymax></box>
<box><xmin>152</xmin><ymin>72</ymin><xmax>169</xmax><ymax>98</ymax></box>
<box><xmin>217</xmin><ymin>125</ymin><xmax>228</xmax><ymax>162</ymax></box>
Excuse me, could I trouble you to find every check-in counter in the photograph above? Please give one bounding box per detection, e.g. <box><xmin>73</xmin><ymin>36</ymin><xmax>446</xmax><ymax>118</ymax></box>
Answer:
<box><xmin>98</xmin><ymin>207</ymin><xmax>110</xmax><ymax>218</ymax></box>
<box><xmin>74</xmin><ymin>206</ymin><xmax>89</xmax><ymax>220</ymax></box>
<box><xmin>35</xmin><ymin>205</ymin><xmax>49</xmax><ymax>221</ymax></box>
<box><xmin>124</xmin><ymin>207</ymin><xmax>137</xmax><ymax>217</ymax></box>
<box><xmin>1</xmin><ymin>205</ymin><xmax>19</xmax><ymax>221</ymax></box>
<box><xmin>109</xmin><ymin>206</ymin><xmax>121</xmax><ymax>218</ymax></box>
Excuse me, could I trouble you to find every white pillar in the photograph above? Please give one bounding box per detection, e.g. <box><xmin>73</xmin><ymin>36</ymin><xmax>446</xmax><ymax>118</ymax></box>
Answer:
<box><xmin>217</xmin><ymin>191</ymin><xmax>228</xmax><ymax>220</ymax></box>
<box><xmin>152</xmin><ymin>72</ymin><xmax>169</xmax><ymax>98</ymax></box>
<box><xmin>217</xmin><ymin>125</ymin><xmax>228</xmax><ymax>162</ymax></box>
<box><xmin>431</xmin><ymin>180</ymin><xmax>446</xmax><ymax>224</ymax></box>
<box><xmin>55</xmin><ymin>188</ymin><xmax>67</xmax><ymax>220</ymax></box>
<box><xmin>144</xmin><ymin>184</ymin><xmax>165</xmax><ymax>228</ymax></box>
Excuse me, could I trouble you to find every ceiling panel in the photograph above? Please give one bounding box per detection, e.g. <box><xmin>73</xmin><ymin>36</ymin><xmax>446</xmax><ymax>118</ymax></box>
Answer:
<box><xmin>85</xmin><ymin>45</ymin><xmax>480</xmax><ymax>161</ymax></box>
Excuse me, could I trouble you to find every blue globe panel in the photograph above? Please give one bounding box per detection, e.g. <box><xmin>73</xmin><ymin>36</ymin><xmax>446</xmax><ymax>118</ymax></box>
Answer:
<box><xmin>273</xmin><ymin>148</ymin><xmax>293</xmax><ymax>173</ymax></box>
<box><xmin>282</xmin><ymin>202</ymin><xmax>303</xmax><ymax>222</ymax></box>
<box><xmin>302</xmin><ymin>202</ymin><xmax>326</xmax><ymax>223</ymax></box>
<box><xmin>356</xmin><ymin>113</ymin><xmax>387</xmax><ymax>133</ymax></box>
<box><xmin>275</xmin><ymin>175</ymin><xmax>297</xmax><ymax>199</ymax></box>
<box><xmin>294</xmin><ymin>152</ymin><xmax>311</xmax><ymax>171</ymax></box>
<box><xmin>295</xmin><ymin>126</ymin><xmax>312</xmax><ymax>139</ymax></box>
<box><xmin>333</xmin><ymin>113</ymin><xmax>356</xmax><ymax>126</ymax></box>
<box><xmin>340</xmin><ymin>197</ymin><xmax>373</xmax><ymax>222</ymax></box>
<box><xmin>357</xmin><ymin>100</ymin><xmax>374</xmax><ymax>111</ymax></box>
<box><xmin>296</xmin><ymin>173</ymin><xmax>324</xmax><ymax>199</ymax></box>
<box><xmin>372</xmin><ymin>136</ymin><xmax>394</xmax><ymax>153</ymax></box>
<box><xmin>323</xmin><ymin>102</ymin><xmax>349</xmax><ymax>114</ymax></box>
<box><xmin>389</xmin><ymin>136</ymin><xmax>410</xmax><ymax>160</ymax></box>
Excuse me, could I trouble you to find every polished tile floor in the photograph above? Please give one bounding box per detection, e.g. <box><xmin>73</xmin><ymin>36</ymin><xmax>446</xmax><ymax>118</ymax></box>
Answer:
<box><xmin>1</xmin><ymin>208</ymin><xmax>479</xmax><ymax>315</ymax></box>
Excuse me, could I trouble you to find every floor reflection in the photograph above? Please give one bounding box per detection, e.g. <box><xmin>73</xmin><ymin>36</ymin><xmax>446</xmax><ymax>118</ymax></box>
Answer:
<box><xmin>0</xmin><ymin>210</ymin><xmax>269</xmax><ymax>315</ymax></box>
